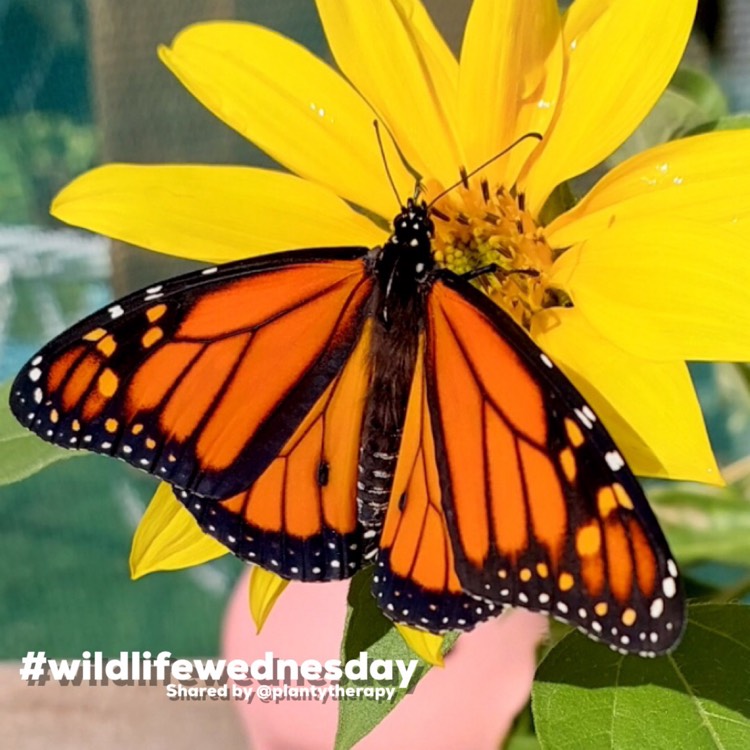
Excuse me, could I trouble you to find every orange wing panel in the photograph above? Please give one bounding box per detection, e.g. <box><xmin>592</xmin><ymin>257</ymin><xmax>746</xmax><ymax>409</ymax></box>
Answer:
<box><xmin>177</xmin><ymin>262</ymin><xmax>363</xmax><ymax>339</ymax></box>
<box><xmin>485</xmin><ymin>405</ymin><xmax>527</xmax><ymax>557</ymax></box>
<box><xmin>375</xmin><ymin>345</ymin><xmax>500</xmax><ymax>632</ymax></box>
<box><xmin>48</xmin><ymin>346</ymin><xmax>85</xmax><ymax>394</ymax></box>
<box><xmin>605</xmin><ymin>518</ymin><xmax>634</xmax><ymax>603</ymax></box>
<box><xmin>160</xmin><ymin>335</ymin><xmax>251</xmax><ymax>442</ymax></box>
<box><xmin>233</xmin><ymin>321</ymin><xmax>372</xmax><ymax>540</ymax></box>
<box><xmin>61</xmin><ymin>354</ymin><xmax>102</xmax><ymax>412</ymax></box>
<box><xmin>195</xmin><ymin>280</ymin><xmax>363</xmax><ymax>472</ymax></box>
<box><xmin>430</xmin><ymin>284</ymin><xmax>546</xmax><ymax>445</ymax></box>
<box><xmin>428</xmin><ymin>304</ymin><xmax>489</xmax><ymax>566</ymax></box>
<box><xmin>126</xmin><ymin>342</ymin><xmax>204</xmax><ymax>417</ymax></box>
<box><xmin>245</xmin><ymin>462</ymin><xmax>285</xmax><ymax>532</ymax></box>
<box><xmin>629</xmin><ymin>520</ymin><xmax>658</xmax><ymax>598</ymax></box>
<box><xmin>519</xmin><ymin>441</ymin><xmax>567</xmax><ymax>566</ymax></box>
<box><xmin>283</xmin><ymin>418</ymin><xmax>325</xmax><ymax>538</ymax></box>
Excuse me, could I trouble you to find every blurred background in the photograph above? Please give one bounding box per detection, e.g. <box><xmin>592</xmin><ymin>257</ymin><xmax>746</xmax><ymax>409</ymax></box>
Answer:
<box><xmin>0</xmin><ymin>0</ymin><xmax>749</xmax><ymax>747</ymax></box>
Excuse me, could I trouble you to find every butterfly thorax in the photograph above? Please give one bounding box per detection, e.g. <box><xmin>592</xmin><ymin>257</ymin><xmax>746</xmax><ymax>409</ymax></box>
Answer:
<box><xmin>357</xmin><ymin>199</ymin><xmax>435</xmax><ymax>548</ymax></box>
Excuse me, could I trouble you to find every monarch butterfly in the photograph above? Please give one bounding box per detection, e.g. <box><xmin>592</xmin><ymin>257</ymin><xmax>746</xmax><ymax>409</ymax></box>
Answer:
<box><xmin>9</xmin><ymin>196</ymin><xmax>684</xmax><ymax>657</ymax></box>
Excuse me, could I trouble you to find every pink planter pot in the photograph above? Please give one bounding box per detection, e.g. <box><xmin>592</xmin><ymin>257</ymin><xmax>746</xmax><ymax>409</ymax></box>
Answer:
<box><xmin>222</xmin><ymin>571</ymin><xmax>547</xmax><ymax>749</ymax></box>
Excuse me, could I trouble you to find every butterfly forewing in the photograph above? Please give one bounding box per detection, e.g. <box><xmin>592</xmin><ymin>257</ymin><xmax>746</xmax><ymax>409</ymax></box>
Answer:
<box><xmin>10</xmin><ymin>247</ymin><xmax>373</xmax><ymax>499</ymax></box>
<box><xmin>422</xmin><ymin>275</ymin><xmax>684</xmax><ymax>655</ymax></box>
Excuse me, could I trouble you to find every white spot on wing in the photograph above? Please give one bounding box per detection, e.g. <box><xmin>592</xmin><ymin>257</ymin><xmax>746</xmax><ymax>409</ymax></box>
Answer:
<box><xmin>650</xmin><ymin>598</ymin><xmax>664</xmax><ymax>618</ymax></box>
<box><xmin>33</xmin><ymin>388</ymin><xmax>43</xmax><ymax>404</ymax></box>
<box><xmin>662</xmin><ymin>577</ymin><xmax>677</xmax><ymax>598</ymax></box>
<box><xmin>574</xmin><ymin>408</ymin><xmax>593</xmax><ymax>429</ymax></box>
<box><xmin>605</xmin><ymin>450</ymin><xmax>625</xmax><ymax>471</ymax></box>
<box><xmin>108</xmin><ymin>304</ymin><xmax>124</xmax><ymax>319</ymax></box>
<box><xmin>540</xmin><ymin>353</ymin><xmax>554</xmax><ymax>369</ymax></box>
<box><xmin>29</xmin><ymin>368</ymin><xmax>42</xmax><ymax>382</ymax></box>
<box><xmin>202</xmin><ymin>267</ymin><xmax>218</xmax><ymax>275</ymax></box>
<box><xmin>31</xmin><ymin>356</ymin><xmax>42</xmax><ymax>366</ymax></box>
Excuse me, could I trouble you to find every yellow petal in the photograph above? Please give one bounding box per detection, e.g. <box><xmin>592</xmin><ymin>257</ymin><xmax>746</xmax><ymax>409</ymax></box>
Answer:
<box><xmin>522</xmin><ymin>0</ymin><xmax>697</xmax><ymax>212</ymax></box>
<box><xmin>550</xmin><ymin>219</ymin><xmax>750</xmax><ymax>362</ymax></box>
<box><xmin>547</xmin><ymin>130</ymin><xmax>750</xmax><ymax>247</ymax></box>
<box><xmin>396</xmin><ymin>624</ymin><xmax>446</xmax><ymax>667</ymax></box>
<box><xmin>531</xmin><ymin>308</ymin><xmax>722</xmax><ymax>485</ymax></box>
<box><xmin>130</xmin><ymin>483</ymin><xmax>227</xmax><ymax>579</ymax></box>
<box><xmin>249</xmin><ymin>567</ymin><xmax>290</xmax><ymax>634</ymax></box>
<box><xmin>51</xmin><ymin>164</ymin><xmax>387</xmax><ymax>264</ymax></box>
<box><xmin>458</xmin><ymin>0</ymin><xmax>563</xmax><ymax>187</ymax></box>
<box><xmin>316</xmin><ymin>0</ymin><xmax>462</xmax><ymax>186</ymax></box>
<box><xmin>161</xmin><ymin>22</ymin><xmax>411</xmax><ymax>218</ymax></box>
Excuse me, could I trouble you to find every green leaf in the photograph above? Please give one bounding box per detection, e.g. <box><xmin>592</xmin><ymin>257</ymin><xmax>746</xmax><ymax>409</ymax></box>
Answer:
<box><xmin>650</xmin><ymin>484</ymin><xmax>750</xmax><ymax>567</ymax></box>
<box><xmin>539</xmin><ymin>182</ymin><xmax>577</xmax><ymax>225</ymax></box>
<box><xmin>670</xmin><ymin>68</ymin><xmax>729</xmax><ymax>122</ymax></box>
<box><xmin>685</xmin><ymin>113</ymin><xmax>750</xmax><ymax>136</ymax></box>
<box><xmin>533</xmin><ymin>604</ymin><xmax>750</xmax><ymax>750</ymax></box>
<box><xmin>503</xmin><ymin>704</ymin><xmax>541</xmax><ymax>750</ymax></box>
<box><xmin>0</xmin><ymin>381</ymin><xmax>82</xmax><ymax>486</ymax></box>
<box><xmin>334</xmin><ymin>568</ymin><xmax>458</xmax><ymax>750</ymax></box>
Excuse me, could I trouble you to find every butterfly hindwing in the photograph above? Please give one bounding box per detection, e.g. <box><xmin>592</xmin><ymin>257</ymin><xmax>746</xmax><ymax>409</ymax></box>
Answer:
<box><xmin>10</xmin><ymin>247</ymin><xmax>374</xmax><ymax>499</ymax></box>
<box><xmin>374</xmin><ymin>341</ymin><xmax>503</xmax><ymax>631</ymax></box>
<box><xmin>422</xmin><ymin>275</ymin><xmax>684</xmax><ymax>654</ymax></box>
<box><xmin>175</xmin><ymin>321</ymin><xmax>375</xmax><ymax>581</ymax></box>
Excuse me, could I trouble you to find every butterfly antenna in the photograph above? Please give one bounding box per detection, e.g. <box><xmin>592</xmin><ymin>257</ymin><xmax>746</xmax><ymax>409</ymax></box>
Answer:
<box><xmin>373</xmin><ymin>120</ymin><xmax>402</xmax><ymax>206</ymax></box>
<box><xmin>373</xmin><ymin>120</ymin><xmax>424</xmax><ymax>207</ymax></box>
<box><xmin>427</xmin><ymin>132</ymin><xmax>543</xmax><ymax>208</ymax></box>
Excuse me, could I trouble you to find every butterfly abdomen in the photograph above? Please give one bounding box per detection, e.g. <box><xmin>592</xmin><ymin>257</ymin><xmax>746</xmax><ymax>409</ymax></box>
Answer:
<box><xmin>357</xmin><ymin>286</ymin><xmax>422</xmax><ymax>553</ymax></box>
<box><xmin>357</xmin><ymin>207</ymin><xmax>434</xmax><ymax>552</ymax></box>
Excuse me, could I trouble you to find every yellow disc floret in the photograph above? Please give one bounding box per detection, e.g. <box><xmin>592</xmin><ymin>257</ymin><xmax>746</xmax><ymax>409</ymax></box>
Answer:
<box><xmin>427</xmin><ymin>178</ymin><xmax>564</xmax><ymax>330</ymax></box>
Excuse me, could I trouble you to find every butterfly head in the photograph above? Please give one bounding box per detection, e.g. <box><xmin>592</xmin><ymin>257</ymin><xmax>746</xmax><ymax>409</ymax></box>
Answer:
<box><xmin>390</xmin><ymin>198</ymin><xmax>435</xmax><ymax>260</ymax></box>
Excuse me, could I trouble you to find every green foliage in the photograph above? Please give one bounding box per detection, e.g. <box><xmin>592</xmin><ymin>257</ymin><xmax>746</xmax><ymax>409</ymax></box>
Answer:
<box><xmin>0</xmin><ymin>381</ymin><xmax>84</xmax><ymax>486</ymax></box>
<box><xmin>334</xmin><ymin>568</ymin><xmax>458</xmax><ymax>750</ymax></box>
<box><xmin>503</xmin><ymin>705</ymin><xmax>542</xmax><ymax>750</ymax></box>
<box><xmin>650</xmin><ymin>484</ymin><xmax>750</xmax><ymax>567</ymax></box>
<box><xmin>0</xmin><ymin>455</ymin><xmax>239</xmax><ymax>657</ymax></box>
<box><xmin>533</xmin><ymin>604</ymin><xmax>750</xmax><ymax>750</ymax></box>
<box><xmin>0</xmin><ymin>112</ymin><xmax>96</xmax><ymax>225</ymax></box>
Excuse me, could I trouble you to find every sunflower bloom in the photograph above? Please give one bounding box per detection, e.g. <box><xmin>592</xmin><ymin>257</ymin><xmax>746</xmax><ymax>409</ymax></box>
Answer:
<box><xmin>52</xmin><ymin>0</ymin><xmax>750</xmax><ymax>576</ymax></box>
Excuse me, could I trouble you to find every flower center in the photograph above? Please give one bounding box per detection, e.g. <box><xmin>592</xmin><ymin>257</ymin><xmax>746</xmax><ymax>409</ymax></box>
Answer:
<box><xmin>428</xmin><ymin>180</ymin><xmax>563</xmax><ymax>331</ymax></box>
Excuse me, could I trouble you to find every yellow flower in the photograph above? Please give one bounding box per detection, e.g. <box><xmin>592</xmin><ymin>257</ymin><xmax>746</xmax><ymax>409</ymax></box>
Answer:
<box><xmin>53</xmin><ymin>0</ymin><xmax>750</xmax><ymax>585</ymax></box>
